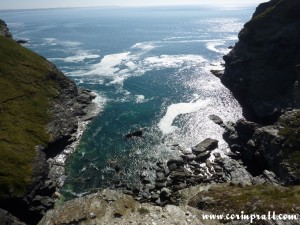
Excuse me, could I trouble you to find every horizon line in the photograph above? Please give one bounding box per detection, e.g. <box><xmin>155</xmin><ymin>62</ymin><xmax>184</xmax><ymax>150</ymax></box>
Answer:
<box><xmin>0</xmin><ymin>3</ymin><xmax>258</xmax><ymax>11</ymax></box>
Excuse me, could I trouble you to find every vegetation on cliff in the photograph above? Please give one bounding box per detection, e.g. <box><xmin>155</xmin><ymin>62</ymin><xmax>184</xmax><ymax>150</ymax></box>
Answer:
<box><xmin>0</xmin><ymin>36</ymin><xmax>61</xmax><ymax>199</ymax></box>
<box><xmin>188</xmin><ymin>184</ymin><xmax>300</xmax><ymax>224</ymax></box>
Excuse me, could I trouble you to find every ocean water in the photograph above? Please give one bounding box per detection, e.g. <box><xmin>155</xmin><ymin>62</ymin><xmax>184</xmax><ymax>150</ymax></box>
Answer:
<box><xmin>1</xmin><ymin>6</ymin><xmax>254</xmax><ymax>198</ymax></box>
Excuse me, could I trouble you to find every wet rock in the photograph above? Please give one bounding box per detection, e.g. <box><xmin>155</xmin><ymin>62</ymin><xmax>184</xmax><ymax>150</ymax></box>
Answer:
<box><xmin>210</xmin><ymin>69</ymin><xmax>224</xmax><ymax>78</ymax></box>
<box><xmin>195</xmin><ymin>151</ymin><xmax>211</xmax><ymax>162</ymax></box>
<box><xmin>192</xmin><ymin>138</ymin><xmax>218</xmax><ymax>155</ymax></box>
<box><xmin>167</xmin><ymin>158</ymin><xmax>184</xmax><ymax>171</ymax></box>
<box><xmin>213</xmin><ymin>152</ymin><xmax>221</xmax><ymax>159</ymax></box>
<box><xmin>180</xmin><ymin>154</ymin><xmax>195</xmax><ymax>161</ymax></box>
<box><xmin>182</xmin><ymin>148</ymin><xmax>192</xmax><ymax>155</ymax></box>
<box><xmin>209</xmin><ymin>114</ymin><xmax>224</xmax><ymax>126</ymax></box>
<box><xmin>16</xmin><ymin>39</ymin><xmax>28</xmax><ymax>44</ymax></box>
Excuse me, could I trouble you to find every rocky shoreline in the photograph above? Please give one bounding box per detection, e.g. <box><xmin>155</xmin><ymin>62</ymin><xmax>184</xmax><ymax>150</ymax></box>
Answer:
<box><xmin>39</xmin><ymin>1</ymin><xmax>300</xmax><ymax>224</ymax></box>
<box><xmin>104</xmin><ymin>115</ymin><xmax>283</xmax><ymax>208</ymax></box>
<box><xmin>1</xmin><ymin>0</ymin><xmax>300</xmax><ymax>224</ymax></box>
<box><xmin>22</xmin><ymin>67</ymin><xmax>100</xmax><ymax>224</ymax></box>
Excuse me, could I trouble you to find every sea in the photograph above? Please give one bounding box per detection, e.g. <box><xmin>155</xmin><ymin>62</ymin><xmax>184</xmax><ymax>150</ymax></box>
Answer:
<box><xmin>0</xmin><ymin>5</ymin><xmax>254</xmax><ymax>199</ymax></box>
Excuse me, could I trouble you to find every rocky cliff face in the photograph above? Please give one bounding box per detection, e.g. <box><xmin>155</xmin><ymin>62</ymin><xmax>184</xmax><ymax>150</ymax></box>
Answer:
<box><xmin>0</xmin><ymin>19</ymin><xmax>12</xmax><ymax>38</ymax></box>
<box><xmin>223</xmin><ymin>110</ymin><xmax>300</xmax><ymax>185</ymax></box>
<box><xmin>220</xmin><ymin>0</ymin><xmax>300</xmax><ymax>186</ymax></box>
<box><xmin>0</xmin><ymin>22</ymin><xmax>97</xmax><ymax>224</ymax></box>
<box><xmin>221</xmin><ymin>0</ymin><xmax>300</xmax><ymax>123</ymax></box>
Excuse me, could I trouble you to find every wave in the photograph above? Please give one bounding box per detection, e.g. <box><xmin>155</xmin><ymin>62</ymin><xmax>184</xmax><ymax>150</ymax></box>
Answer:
<box><xmin>163</xmin><ymin>36</ymin><xmax>198</xmax><ymax>41</ymax></box>
<box><xmin>206</xmin><ymin>41</ymin><xmax>230</xmax><ymax>54</ymax></box>
<box><xmin>92</xmin><ymin>92</ymin><xmax>107</xmax><ymax>114</ymax></box>
<box><xmin>64</xmin><ymin>53</ymin><xmax>100</xmax><ymax>63</ymax></box>
<box><xmin>158</xmin><ymin>99</ymin><xmax>210</xmax><ymax>134</ymax></box>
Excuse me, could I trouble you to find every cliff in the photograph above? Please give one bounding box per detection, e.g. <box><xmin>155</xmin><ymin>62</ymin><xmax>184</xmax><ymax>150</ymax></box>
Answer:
<box><xmin>218</xmin><ymin>0</ymin><xmax>300</xmax><ymax>186</ymax></box>
<box><xmin>221</xmin><ymin>0</ymin><xmax>300</xmax><ymax>123</ymax></box>
<box><xmin>0</xmin><ymin>23</ymin><xmax>96</xmax><ymax>224</ymax></box>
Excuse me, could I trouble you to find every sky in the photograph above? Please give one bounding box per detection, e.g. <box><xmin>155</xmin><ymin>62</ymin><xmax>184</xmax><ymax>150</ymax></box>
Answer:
<box><xmin>0</xmin><ymin>0</ymin><xmax>267</xmax><ymax>10</ymax></box>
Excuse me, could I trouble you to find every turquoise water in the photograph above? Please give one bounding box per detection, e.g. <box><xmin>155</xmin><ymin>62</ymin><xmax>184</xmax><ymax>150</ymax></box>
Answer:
<box><xmin>1</xmin><ymin>6</ymin><xmax>254</xmax><ymax>197</ymax></box>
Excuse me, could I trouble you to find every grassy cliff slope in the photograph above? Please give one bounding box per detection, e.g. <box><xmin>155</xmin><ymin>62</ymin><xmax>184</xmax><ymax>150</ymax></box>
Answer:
<box><xmin>0</xmin><ymin>36</ymin><xmax>60</xmax><ymax>199</ymax></box>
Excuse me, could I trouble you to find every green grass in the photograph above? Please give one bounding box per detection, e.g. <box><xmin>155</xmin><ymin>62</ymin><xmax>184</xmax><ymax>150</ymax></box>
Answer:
<box><xmin>0</xmin><ymin>36</ymin><xmax>59</xmax><ymax>199</ymax></box>
<box><xmin>138</xmin><ymin>207</ymin><xmax>150</xmax><ymax>215</ymax></box>
<box><xmin>188</xmin><ymin>184</ymin><xmax>300</xmax><ymax>224</ymax></box>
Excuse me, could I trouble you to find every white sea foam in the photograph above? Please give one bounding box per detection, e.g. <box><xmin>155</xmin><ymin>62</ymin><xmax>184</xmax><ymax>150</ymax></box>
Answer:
<box><xmin>135</xmin><ymin>95</ymin><xmax>145</xmax><ymax>103</ymax></box>
<box><xmin>144</xmin><ymin>54</ymin><xmax>207</xmax><ymax>70</ymax></box>
<box><xmin>158</xmin><ymin>99</ymin><xmax>210</xmax><ymax>134</ymax></box>
<box><xmin>206</xmin><ymin>42</ymin><xmax>229</xmax><ymax>54</ymax></box>
<box><xmin>107</xmin><ymin>76</ymin><xmax>127</xmax><ymax>86</ymax></box>
<box><xmin>163</xmin><ymin>36</ymin><xmax>197</xmax><ymax>41</ymax></box>
<box><xmin>125</xmin><ymin>61</ymin><xmax>137</xmax><ymax>70</ymax></box>
<box><xmin>163</xmin><ymin>39</ymin><xmax>223</xmax><ymax>44</ymax></box>
<box><xmin>92</xmin><ymin>92</ymin><xmax>107</xmax><ymax>115</ymax></box>
<box><xmin>64</xmin><ymin>53</ymin><xmax>100</xmax><ymax>63</ymax></box>
<box><xmin>44</xmin><ymin>37</ymin><xmax>57</xmax><ymax>43</ymax></box>
<box><xmin>87</xmin><ymin>52</ymin><xmax>132</xmax><ymax>76</ymax></box>
<box><xmin>131</xmin><ymin>42</ymin><xmax>157</xmax><ymax>51</ymax></box>
<box><xmin>61</xmin><ymin>40</ymin><xmax>82</xmax><ymax>47</ymax></box>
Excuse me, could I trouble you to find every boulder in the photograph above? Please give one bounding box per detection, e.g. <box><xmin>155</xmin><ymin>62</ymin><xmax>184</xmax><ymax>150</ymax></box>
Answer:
<box><xmin>209</xmin><ymin>114</ymin><xmax>224</xmax><ymax>125</ymax></box>
<box><xmin>192</xmin><ymin>138</ymin><xmax>218</xmax><ymax>155</ymax></box>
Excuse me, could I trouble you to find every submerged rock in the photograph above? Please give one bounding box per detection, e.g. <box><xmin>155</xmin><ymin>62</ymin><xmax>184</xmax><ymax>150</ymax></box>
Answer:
<box><xmin>125</xmin><ymin>129</ymin><xmax>144</xmax><ymax>138</ymax></box>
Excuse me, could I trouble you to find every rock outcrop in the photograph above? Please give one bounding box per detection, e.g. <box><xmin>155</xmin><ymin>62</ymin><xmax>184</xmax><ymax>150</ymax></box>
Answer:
<box><xmin>39</xmin><ymin>188</ymin><xmax>220</xmax><ymax>225</ymax></box>
<box><xmin>0</xmin><ymin>19</ymin><xmax>12</xmax><ymax>38</ymax></box>
<box><xmin>223</xmin><ymin>111</ymin><xmax>300</xmax><ymax>185</ymax></box>
<box><xmin>221</xmin><ymin>0</ymin><xmax>300</xmax><ymax>123</ymax></box>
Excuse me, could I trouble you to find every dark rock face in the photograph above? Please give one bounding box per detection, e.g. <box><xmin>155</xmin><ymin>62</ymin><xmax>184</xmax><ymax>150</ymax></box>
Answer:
<box><xmin>223</xmin><ymin>111</ymin><xmax>300</xmax><ymax>185</ymax></box>
<box><xmin>22</xmin><ymin>65</ymin><xmax>96</xmax><ymax>225</ymax></box>
<box><xmin>45</xmin><ymin>63</ymin><xmax>97</xmax><ymax>158</ymax></box>
<box><xmin>221</xmin><ymin>0</ymin><xmax>300</xmax><ymax>123</ymax></box>
<box><xmin>0</xmin><ymin>209</ymin><xmax>26</xmax><ymax>225</ymax></box>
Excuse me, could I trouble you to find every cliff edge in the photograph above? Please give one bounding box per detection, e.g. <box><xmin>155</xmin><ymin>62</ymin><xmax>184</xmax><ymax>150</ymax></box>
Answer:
<box><xmin>0</xmin><ymin>22</ymin><xmax>97</xmax><ymax>224</ymax></box>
